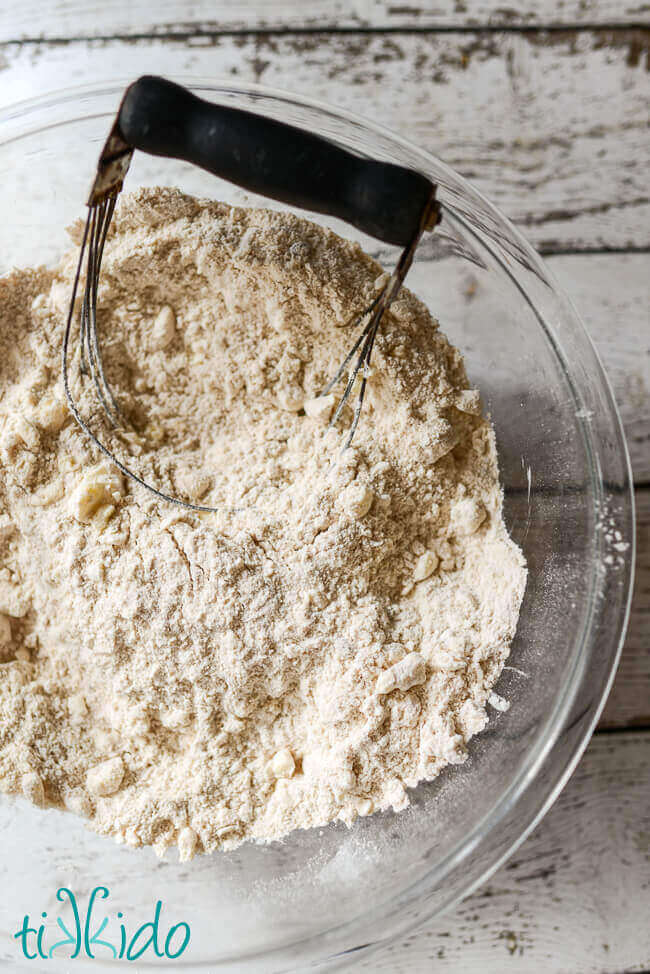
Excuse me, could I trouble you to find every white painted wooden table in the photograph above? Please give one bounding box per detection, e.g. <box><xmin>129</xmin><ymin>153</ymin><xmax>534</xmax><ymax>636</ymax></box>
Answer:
<box><xmin>1</xmin><ymin>3</ymin><xmax>648</xmax><ymax>971</ymax></box>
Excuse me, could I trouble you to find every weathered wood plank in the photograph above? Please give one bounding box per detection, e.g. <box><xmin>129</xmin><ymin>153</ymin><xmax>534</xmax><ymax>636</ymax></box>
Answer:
<box><xmin>600</xmin><ymin>488</ymin><xmax>650</xmax><ymax>728</ymax></box>
<box><xmin>0</xmin><ymin>0</ymin><xmax>647</xmax><ymax>42</ymax></box>
<box><xmin>1</xmin><ymin>30</ymin><xmax>648</xmax><ymax>251</ymax></box>
<box><xmin>360</xmin><ymin>731</ymin><xmax>650</xmax><ymax>973</ymax></box>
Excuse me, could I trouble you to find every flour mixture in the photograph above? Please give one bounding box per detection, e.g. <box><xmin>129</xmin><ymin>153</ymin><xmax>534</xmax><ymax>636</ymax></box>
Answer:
<box><xmin>0</xmin><ymin>188</ymin><xmax>526</xmax><ymax>859</ymax></box>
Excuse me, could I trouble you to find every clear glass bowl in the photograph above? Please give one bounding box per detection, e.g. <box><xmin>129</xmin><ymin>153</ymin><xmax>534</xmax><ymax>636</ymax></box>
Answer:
<box><xmin>0</xmin><ymin>81</ymin><xmax>635</xmax><ymax>972</ymax></box>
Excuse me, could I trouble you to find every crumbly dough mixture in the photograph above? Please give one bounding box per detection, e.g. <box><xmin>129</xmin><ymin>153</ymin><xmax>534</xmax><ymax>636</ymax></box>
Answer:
<box><xmin>0</xmin><ymin>188</ymin><xmax>526</xmax><ymax>859</ymax></box>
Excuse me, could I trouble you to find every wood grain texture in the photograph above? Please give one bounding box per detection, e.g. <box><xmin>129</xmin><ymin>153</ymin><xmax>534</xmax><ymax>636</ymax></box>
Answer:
<box><xmin>1</xmin><ymin>30</ymin><xmax>648</xmax><ymax>252</ymax></box>
<box><xmin>1</xmin><ymin>0</ymin><xmax>648</xmax><ymax>41</ymax></box>
<box><xmin>359</xmin><ymin>731</ymin><xmax>650</xmax><ymax>973</ymax></box>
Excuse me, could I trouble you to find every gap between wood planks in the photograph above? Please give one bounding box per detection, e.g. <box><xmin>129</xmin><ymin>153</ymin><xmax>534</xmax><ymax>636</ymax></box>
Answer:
<box><xmin>3</xmin><ymin>23</ymin><xmax>650</xmax><ymax>45</ymax></box>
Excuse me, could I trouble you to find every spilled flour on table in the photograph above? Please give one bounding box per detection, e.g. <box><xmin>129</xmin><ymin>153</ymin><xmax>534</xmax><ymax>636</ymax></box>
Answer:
<box><xmin>0</xmin><ymin>188</ymin><xmax>526</xmax><ymax>858</ymax></box>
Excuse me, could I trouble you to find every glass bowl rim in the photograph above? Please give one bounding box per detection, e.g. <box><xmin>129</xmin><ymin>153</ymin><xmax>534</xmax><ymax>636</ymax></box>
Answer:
<box><xmin>0</xmin><ymin>77</ymin><xmax>636</xmax><ymax>968</ymax></box>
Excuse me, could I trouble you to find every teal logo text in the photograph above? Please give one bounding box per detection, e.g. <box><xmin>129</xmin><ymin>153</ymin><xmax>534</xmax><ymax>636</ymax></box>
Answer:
<box><xmin>14</xmin><ymin>887</ymin><xmax>191</xmax><ymax>962</ymax></box>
